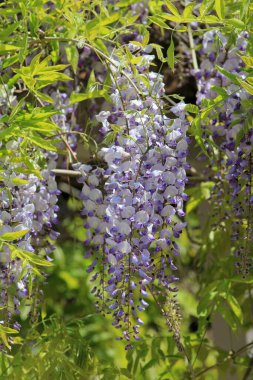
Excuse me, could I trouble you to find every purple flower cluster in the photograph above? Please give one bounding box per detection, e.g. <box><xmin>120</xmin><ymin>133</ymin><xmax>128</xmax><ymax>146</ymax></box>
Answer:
<box><xmin>0</xmin><ymin>139</ymin><xmax>59</xmax><ymax>348</ymax></box>
<box><xmin>194</xmin><ymin>30</ymin><xmax>253</xmax><ymax>275</ymax></box>
<box><xmin>74</xmin><ymin>43</ymin><xmax>189</xmax><ymax>347</ymax></box>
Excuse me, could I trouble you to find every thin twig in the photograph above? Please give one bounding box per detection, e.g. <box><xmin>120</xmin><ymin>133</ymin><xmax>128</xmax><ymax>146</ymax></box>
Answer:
<box><xmin>187</xmin><ymin>25</ymin><xmax>199</xmax><ymax>71</ymax></box>
<box><xmin>243</xmin><ymin>357</ymin><xmax>253</xmax><ymax>380</ymax></box>
<box><xmin>187</xmin><ymin>25</ymin><xmax>201</xmax><ymax>93</ymax></box>
<box><xmin>51</xmin><ymin>169</ymin><xmax>81</xmax><ymax>176</ymax></box>
<box><xmin>194</xmin><ymin>341</ymin><xmax>253</xmax><ymax>378</ymax></box>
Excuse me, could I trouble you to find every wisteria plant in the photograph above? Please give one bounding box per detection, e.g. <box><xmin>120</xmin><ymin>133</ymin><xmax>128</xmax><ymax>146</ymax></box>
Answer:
<box><xmin>0</xmin><ymin>0</ymin><xmax>253</xmax><ymax>379</ymax></box>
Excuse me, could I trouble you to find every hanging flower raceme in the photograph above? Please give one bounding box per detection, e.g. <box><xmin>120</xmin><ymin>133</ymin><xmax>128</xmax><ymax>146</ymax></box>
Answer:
<box><xmin>0</xmin><ymin>86</ymin><xmax>72</xmax><ymax>349</ymax></box>
<box><xmin>194</xmin><ymin>30</ymin><xmax>253</xmax><ymax>276</ymax></box>
<box><xmin>74</xmin><ymin>41</ymin><xmax>189</xmax><ymax>348</ymax></box>
<box><xmin>0</xmin><ymin>139</ymin><xmax>60</xmax><ymax>349</ymax></box>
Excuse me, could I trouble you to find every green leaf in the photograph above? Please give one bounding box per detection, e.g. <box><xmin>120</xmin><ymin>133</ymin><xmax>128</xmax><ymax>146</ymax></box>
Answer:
<box><xmin>28</xmin><ymin>135</ymin><xmax>58</xmax><ymax>152</ymax></box>
<box><xmin>0</xmin><ymin>44</ymin><xmax>19</xmax><ymax>54</ymax></box>
<box><xmin>70</xmin><ymin>90</ymin><xmax>108</xmax><ymax>104</ymax></box>
<box><xmin>111</xmin><ymin>124</ymin><xmax>121</xmax><ymax>133</ymax></box>
<box><xmin>103</xmin><ymin>131</ymin><xmax>117</xmax><ymax>145</ymax></box>
<box><xmin>183</xmin><ymin>2</ymin><xmax>195</xmax><ymax>18</ymax></box>
<box><xmin>190</xmin><ymin>116</ymin><xmax>210</xmax><ymax>157</ymax></box>
<box><xmin>238</xmin><ymin>79</ymin><xmax>253</xmax><ymax>95</ymax></box>
<box><xmin>161</xmin><ymin>13</ymin><xmax>183</xmax><ymax>22</ymax></box>
<box><xmin>246</xmin><ymin>77</ymin><xmax>253</xmax><ymax>85</ymax></box>
<box><xmin>116</xmin><ymin>0</ymin><xmax>137</xmax><ymax>6</ymax></box>
<box><xmin>201</xmin><ymin>15</ymin><xmax>220</xmax><ymax>24</ymax></box>
<box><xmin>94</xmin><ymin>39</ymin><xmax>109</xmax><ymax>55</ymax></box>
<box><xmin>199</xmin><ymin>0</ymin><xmax>215</xmax><ymax>17</ymax></box>
<box><xmin>65</xmin><ymin>46</ymin><xmax>79</xmax><ymax>74</ymax></box>
<box><xmin>38</xmin><ymin>64</ymin><xmax>69</xmax><ymax>73</ymax></box>
<box><xmin>37</xmin><ymin>72</ymin><xmax>73</xmax><ymax>83</ymax></box>
<box><xmin>225</xmin><ymin>18</ymin><xmax>245</xmax><ymax>29</ymax></box>
<box><xmin>11</xmin><ymin>178</ymin><xmax>29</xmax><ymax>185</ymax></box>
<box><xmin>30</xmin><ymin>53</ymin><xmax>43</xmax><ymax>75</ymax></box>
<box><xmin>18</xmin><ymin>119</ymin><xmax>59</xmax><ymax>133</ymax></box>
<box><xmin>230</xmin><ymin>275</ymin><xmax>253</xmax><ymax>284</ymax></box>
<box><xmin>0</xmin><ymin>325</ymin><xmax>19</xmax><ymax>334</ymax></box>
<box><xmin>18</xmin><ymin>33</ymin><xmax>28</xmax><ymax>64</ymax></box>
<box><xmin>164</xmin><ymin>0</ymin><xmax>180</xmax><ymax>16</ymax></box>
<box><xmin>0</xmin><ymin>229</ymin><xmax>30</xmax><ymax>241</ymax></box>
<box><xmin>150</xmin><ymin>43</ymin><xmax>166</xmax><ymax>62</ymax></box>
<box><xmin>240</xmin><ymin>0</ymin><xmax>250</xmax><ymax>21</ymax></box>
<box><xmin>0</xmin><ymin>22</ymin><xmax>19</xmax><ymax>40</ymax></box>
<box><xmin>86</xmin><ymin>70</ymin><xmax>97</xmax><ymax>92</ymax></box>
<box><xmin>215</xmin><ymin>65</ymin><xmax>240</xmax><ymax>84</ymax></box>
<box><xmin>185</xmin><ymin>104</ymin><xmax>199</xmax><ymax>114</ymax></box>
<box><xmin>218</xmin><ymin>303</ymin><xmax>238</xmax><ymax>330</ymax></box>
<box><xmin>10</xmin><ymin>246</ymin><xmax>54</xmax><ymax>267</ymax></box>
<box><xmin>0</xmin><ymin>125</ymin><xmax>17</xmax><ymax>141</ymax></box>
<box><xmin>226</xmin><ymin>294</ymin><xmax>244</xmax><ymax>324</ymax></box>
<box><xmin>142</xmin><ymin>30</ymin><xmax>150</xmax><ymax>47</ymax></box>
<box><xmin>167</xmin><ymin>37</ymin><xmax>174</xmax><ymax>72</ymax></box>
<box><xmin>215</xmin><ymin>0</ymin><xmax>225</xmax><ymax>19</ymax></box>
<box><xmin>7</xmin><ymin>73</ymin><xmax>20</xmax><ymax>88</ymax></box>
<box><xmin>0</xmin><ymin>331</ymin><xmax>11</xmax><ymax>349</ymax></box>
<box><xmin>210</xmin><ymin>86</ymin><xmax>227</xmax><ymax>97</ymax></box>
<box><xmin>149</xmin><ymin>16</ymin><xmax>172</xmax><ymax>30</ymax></box>
<box><xmin>33</xmin><ymin>90</ymin><xmax>54</xmax><ymax>104</ymax></box>
<box><xmin>9</xmin><ymin>96</ymin><xmax>26</xmax><ymax>122</ymax></box>
<box><xmin>2</xmin><ymin>54</ymin><xmax>19</xmax><ymax>68</ymax></box>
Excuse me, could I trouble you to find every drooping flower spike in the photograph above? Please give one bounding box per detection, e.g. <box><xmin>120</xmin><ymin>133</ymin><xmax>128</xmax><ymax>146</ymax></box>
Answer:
<box><xmin>74</xmin><ymin>40</ymin><xmax>189</xmax><ymax>348</ymax></box>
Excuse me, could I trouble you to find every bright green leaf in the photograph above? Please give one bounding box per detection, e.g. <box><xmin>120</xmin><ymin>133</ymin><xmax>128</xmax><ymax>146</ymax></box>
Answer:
<box><xmin>0</xmin><ymin>229</ymin><xmax>30</xmax><ymax>241</ymax></box>
<box><xmin>215</xmin><ymin>0</ymin><xmax>225</xmax><ymax>19</ymax></box>
<box><xmin>167</xmin><ymin>37</ymin><xmax>174</xmax><ymax>72</ymax></box>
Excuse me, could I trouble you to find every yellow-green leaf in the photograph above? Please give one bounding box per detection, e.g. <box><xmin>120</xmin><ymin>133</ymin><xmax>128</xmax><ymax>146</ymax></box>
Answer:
<box><xmin>149</xmin><ymin>16</ymin><xmax>172</xmax><ymax>30</ymax></box>
<box><xmin>226</xmin><ymin>294</ymin><xmax>244</xmax><ymax>324</ymax></box>
<box><xmin>1</xmin><ymin>229</ymin><xmax>30</xmax><ymax>241</ymax></box>
<box><xmin>161</xmin><ymin>14</ymin><xmax>183</xmax><ymax>22</ymax></box>
<box><xmin>164</xmin><ymin>0</ymin><xmax>180</xmax><ymax>16</ymax></box>
<box><xmin>0</xmin><ymin>325</ymin><xmax>19</xmax><ymax>334</ymax></box>
<box><xmin>33</xmin><ymin>90</ymin><xmax>54</xmax><ymax>104</ymax></box>
<box><xmin>215</xmin><ymin>0</ymin><xmax>225</xmax><ymax>19</ymax></box>
<box><xmin>241</xmin><ymin>56</ymin><xmax>253</xmax><ymax>68</ymax></box>
<box><xmin>28</xmin><ymin>135</ymin><xmax>58</xmax><ymax>152</ymax></box>
<box><xmin>239</xmin><ymin>79</ymin><xmax>253</xmax><ymax>95</ymax></box>
<box><xmin>225</xmin><ymin>18</ymin><xmax>245</xmax><ymax>29</ymax></box>
<box><xmin>0</xmin><ymin>44</ymin><xmax>19</xmax><ymax>54</ymax></box>
<box><xmin>183</xmin><ymin>2</ymin><xmax>195</xmax><ymax>18</ymax></box>
<box><xmin>14</xmin><ymin>248</ymin><xmax>54</xmax><ymax>267</ymax></box>
<box><xmin>65</xmin><ymin>46</ymin><xmax>79</xmax><ymax>74</ymax></box>
<box><xmin>167</xmin><ymin>38</ymin><xmax>174</xmax><ymax>72</ymax></box>
<box><xmin>11</xmin><ymin>178</ymin><xmax>29</xmax><ymax>185</ymax></box>
<box><xmin>70</xmin><ymin>90</ymin><xmax>108</xmax><ymax>104</ymax></box>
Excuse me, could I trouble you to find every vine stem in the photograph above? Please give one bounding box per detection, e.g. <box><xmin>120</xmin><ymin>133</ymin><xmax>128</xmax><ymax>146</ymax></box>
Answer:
<box><xmin>51</xmin><ymin>169</ymin><xmax>81</xmax><ymax>176</ymax></box>
<box><xmin>187</xmin><ymin>25</ymin><xmax>199</xmax><ymax>71</ymax></box>
<box><xmin>187</xmin><ymin>25</ymin><xmax>200</xmax><ymax>92</ymax></box>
